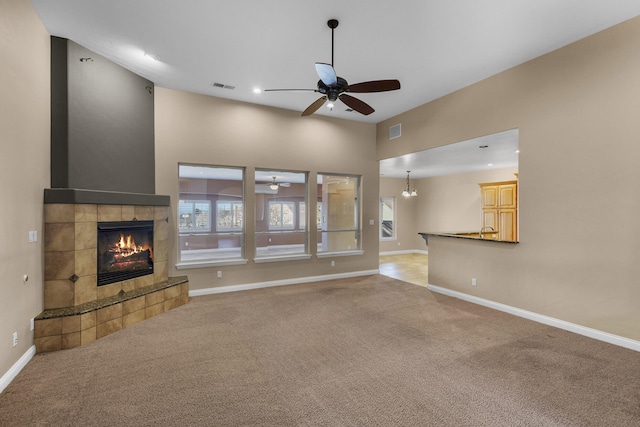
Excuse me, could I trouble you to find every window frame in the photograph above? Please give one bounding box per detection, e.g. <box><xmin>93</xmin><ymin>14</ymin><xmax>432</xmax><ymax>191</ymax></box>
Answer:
<box><xmin>380</xmin><ymin>196</ymin><xmax>396</xmax><ymax>241</ymax></box>
<box><xmin>176</xmin><ymin>164</ymin><xmax>247</xmax><ymax>269</ymax></box>
<box><xmin>316</xmin><ymin>173</ymin><xmax>362</xmax><ymax>256</ymax></box>
<box><xmin>268</xmin><ymin>200</ymin><xmax>296</xmax><ymax>230</ymax></box>
<box><xmin>254</xmin><ymin>169</ymin><xmax>310</xmax><ymax>262</ymax></box>
<box><xmin>216</xmin><ymin>200</ymin><xmax>244</xmax><ymax>232</ymax></box>
<box><xmin>178</xmin><ymin>199</ymin><xmax>212</xmax><ymax>233</ymax></box>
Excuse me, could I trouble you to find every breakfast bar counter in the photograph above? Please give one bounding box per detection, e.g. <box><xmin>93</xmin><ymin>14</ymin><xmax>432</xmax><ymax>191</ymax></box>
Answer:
<box><xmin>419</xmin><ymin>232</ymin><xmax>519</xmax><ymax>244</ymax></box>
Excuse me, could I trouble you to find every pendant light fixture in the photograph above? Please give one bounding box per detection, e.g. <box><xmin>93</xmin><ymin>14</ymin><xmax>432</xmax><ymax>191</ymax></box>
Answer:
<box><xmin>402</xmin><ymin>171</ymin><xmax>417</xmax><ymax>197</ymax></box>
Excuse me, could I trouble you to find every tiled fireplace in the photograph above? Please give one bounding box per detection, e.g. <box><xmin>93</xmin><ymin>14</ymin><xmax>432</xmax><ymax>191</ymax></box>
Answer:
<box><xmin>35</xmin><ymin>194</ymin><xmax>188</xmax><ymax>353</ymax></box>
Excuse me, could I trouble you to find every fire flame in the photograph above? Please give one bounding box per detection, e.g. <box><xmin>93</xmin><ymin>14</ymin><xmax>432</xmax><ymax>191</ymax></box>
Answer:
<box><xmin>109</xmin><ymin>234</ymin><xmax>150</xmax><ymax>258</ymax></box>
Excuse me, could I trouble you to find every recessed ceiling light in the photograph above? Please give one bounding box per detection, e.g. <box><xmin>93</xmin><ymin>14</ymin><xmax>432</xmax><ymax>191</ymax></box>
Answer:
<box><xmin>253</xmin><ymin>88</ymin><xmax>262</xmax><ymax>94</ymax></box>
<box><xmin>488</xmin><ymin>163</ymin><xmax>494</xmax><ymax>166</ymax></box>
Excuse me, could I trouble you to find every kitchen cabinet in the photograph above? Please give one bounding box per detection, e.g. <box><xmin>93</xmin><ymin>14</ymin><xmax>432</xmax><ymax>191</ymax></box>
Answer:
<box><xmin>479</xmin><ymin>180</ymin><xmax>518</xmax><ymax>241</ymax></box>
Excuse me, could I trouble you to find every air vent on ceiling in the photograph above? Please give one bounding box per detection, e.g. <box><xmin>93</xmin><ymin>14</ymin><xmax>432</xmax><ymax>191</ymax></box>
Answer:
<box><xmin>389</xmin><ymin>123</ymin><xmax>401</xmax><ymax>140</ymax></box>
<box><xmin>211</xmin><ymin>82</ymin><xmax>235</xmax><ymax>90</ymax></box>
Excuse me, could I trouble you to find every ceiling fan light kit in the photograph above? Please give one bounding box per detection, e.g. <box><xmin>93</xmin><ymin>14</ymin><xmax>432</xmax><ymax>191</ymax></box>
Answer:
<box><xmin>265</xmin><ymin>19</ymin><xmax>401</xmax><ymax>117</ymax></box>
<box><xmin>267</xmin><ymin>176</ymin><xmax>291</xmax><ymax>191</ymax></box>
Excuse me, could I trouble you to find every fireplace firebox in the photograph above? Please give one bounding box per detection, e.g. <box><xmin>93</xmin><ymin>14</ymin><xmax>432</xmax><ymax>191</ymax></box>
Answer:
<box><xmin>97</xmin><ymin>220</ymin><xmax>154</xmax><ymax>286</ymax></box>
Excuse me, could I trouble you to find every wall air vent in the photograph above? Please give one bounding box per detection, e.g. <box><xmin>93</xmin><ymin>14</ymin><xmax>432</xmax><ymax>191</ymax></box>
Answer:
<box><xmin>389</xmin><ymin>123</ymin><xmax>401</xmax><ymax>140</ymax></box>
<box><xmin>211</xmin><ymin>82</ymin><xmax>235</xmax><ymax>90</ymax></box>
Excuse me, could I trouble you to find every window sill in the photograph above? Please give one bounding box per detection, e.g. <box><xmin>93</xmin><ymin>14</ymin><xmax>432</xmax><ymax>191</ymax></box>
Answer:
<box><xmin>316</xmin><ymin>250</ymin><xmax>364</xmax><ymax>258</ymax></box>
<box><xmin>253</xmin><ymin>254</ymin><xmax>312</xmax><ymax>264</ymax></box>
<box><xmin>175</xmin><ymin>258</ymin><xmax>248</xmax><ymax>270</ymax></box>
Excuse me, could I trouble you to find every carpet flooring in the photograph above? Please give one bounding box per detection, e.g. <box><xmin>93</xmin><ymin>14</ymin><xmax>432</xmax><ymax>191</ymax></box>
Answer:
<box><xmin>1</xmin><ymin>274</ymin><xmax>639</xmax><ymax>426</ymax></box>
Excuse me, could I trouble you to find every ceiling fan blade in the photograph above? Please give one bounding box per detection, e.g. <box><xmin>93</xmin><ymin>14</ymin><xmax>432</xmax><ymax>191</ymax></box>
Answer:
<box><xmin>315</xmin><ymin>63</ymin><xmax>337</xmax><ymax>87</ymax></box>
<box><xmin>279</xmin><ymin>182</ymin><xmax>291</xmax><ymax>187</ymax></box>
<box><xmin>339</xmin><ymin>94</ymin><xmax>375</xmax><ymax>115</ymax></box>
<box><xmin>347</xmin><ymin>79</ymin><xmax>401</xmax><ymax>93</ymax></box>
<box><xmin>302</xmin><ymin>96</ymin><xmax>327</xmax><ymax>116</ymax></box>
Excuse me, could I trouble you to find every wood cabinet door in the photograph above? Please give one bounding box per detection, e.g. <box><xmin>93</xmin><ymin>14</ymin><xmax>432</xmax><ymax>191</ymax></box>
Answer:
<box><xmin>482</xmin><ymin>209</ymin><xmax>498</xmax><ymax>232</ymax></box>
<box><xmin>499</xmin><ymin>184</ymin><xmax>517</xmax><ymax>209</ymax></box>
<box><xmin>481</xmin><ymin>186</ymin><xmax>499</xmax><ymax>209</ymax></box>
<box><xmin>499</xmin><ymin>209</ymin><xmax>517</xmax><ymax>241</ymax></box>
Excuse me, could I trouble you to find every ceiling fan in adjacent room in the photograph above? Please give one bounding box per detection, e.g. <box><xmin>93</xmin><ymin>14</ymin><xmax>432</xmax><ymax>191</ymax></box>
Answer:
<box><xmin>269</xmin><ymin>176</ymin><xmax>291</xmax><ymax>190</ymax></box>
<box><xmin>265</xmin><ymin>19</ymin><xmax>401</xmax><ymax>116</ymax></box>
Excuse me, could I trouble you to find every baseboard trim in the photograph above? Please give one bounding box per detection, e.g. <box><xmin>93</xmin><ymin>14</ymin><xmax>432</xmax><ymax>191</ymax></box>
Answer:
<box><xmin>0</xmin><ymin>345</ymin><xmax>36</xmax><ymax>394</ymax></box>
<box><xmin>190</xmin><ymin>269</ymin><xmax>380</xmax><ymax>297</ymax></box>
<box><xmin>427</xmin><ymin>284</ymin><xmax>640</xmax><ymax>353</ymax></box>
<box><xmin>379</xmin><ymin>250</ymin><xmax>428</xmax><ymax>256</ymax></box>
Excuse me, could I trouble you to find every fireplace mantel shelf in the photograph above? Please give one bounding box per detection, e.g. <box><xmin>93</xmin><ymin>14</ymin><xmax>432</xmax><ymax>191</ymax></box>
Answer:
<box><xmin>36</xmin><ymin>276</ymin><xmax>188</xmax><ymax>320</ymax></box>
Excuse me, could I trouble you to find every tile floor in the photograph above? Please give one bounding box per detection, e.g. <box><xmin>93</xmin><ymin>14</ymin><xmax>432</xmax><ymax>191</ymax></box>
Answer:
<box><xmin>379</xmin><ymin>253</ymin><xmax>429</xmax><ymax>287</ymax></box>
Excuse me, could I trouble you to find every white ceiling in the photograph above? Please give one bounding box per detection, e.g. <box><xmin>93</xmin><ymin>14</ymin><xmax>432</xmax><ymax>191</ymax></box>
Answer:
<box><xmin>31</xmin><ymin>0</ymin><xmax>640</xmax><ymax>125</ymax></box>
<box><xmin>379</xmin><ymin>129</ymin><xmax>519</xmax><ymax>179</ymax></box>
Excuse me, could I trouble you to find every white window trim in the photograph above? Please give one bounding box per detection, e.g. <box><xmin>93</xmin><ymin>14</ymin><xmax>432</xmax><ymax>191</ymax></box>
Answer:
<box><xmin>175</xmin><ymin>258</ymin><xmax>249</xmax><ymax>270</ymax></box>
<box><xmin>268</xmin><ymin>200</ymin><xmax>296</xmax><ymax>230</ymax></box>
<box><xmin>253</xmin><ymin>254</ymin><xmax>313</xmax><ymax>263</ymax></box>
<box><xmin>216</xmin><ymin>200</ymin><xmax>244</xmax><ymax>232</ymax></box>
<box><xmin>178</xmin><ymin>199</ymin><xmax>212</xmax><ymax>233</ymax></box>
<box><xmin>380</xmin><ymin>196</ymin><xmax>396</xmax><ymax>241</ymax></box>
<box><xmin>316</xmin><ymin>250</ymin><xmax>364</xmax><ymax>258</ymax></box>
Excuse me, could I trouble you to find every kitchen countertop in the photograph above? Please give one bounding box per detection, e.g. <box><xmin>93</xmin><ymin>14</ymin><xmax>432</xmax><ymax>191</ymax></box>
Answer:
<box><xmin>418</xmin><ymin>231</ymin><xmax>519</xmax><ymax>244</ymax></box>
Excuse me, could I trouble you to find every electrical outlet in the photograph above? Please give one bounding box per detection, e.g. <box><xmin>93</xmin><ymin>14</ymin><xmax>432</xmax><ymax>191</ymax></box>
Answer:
<box><xmin>12</xmin><ymin>332</ymin><xmax>18</xmax><ymax>347</ymax></box>
<box><xmin>472</xmin><ymin>278</ymin><xmax>477</xmax><ymax>286</ymax></box>
<box><xmin>331</xmin><ymin>260</ymin><xmax>335</xmax><ymax>267</ymax></box>
<box><xmin>217</xmin><ymin>271</ymin><xmax>222</xmax><ymax>278</ymax></box>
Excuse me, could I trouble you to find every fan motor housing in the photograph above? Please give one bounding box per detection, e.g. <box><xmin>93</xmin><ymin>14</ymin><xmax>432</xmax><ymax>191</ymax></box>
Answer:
<box><xmin>317</xmin><ymin>77</ymin><xmax>348</xmax><ymax>101</ymax></box>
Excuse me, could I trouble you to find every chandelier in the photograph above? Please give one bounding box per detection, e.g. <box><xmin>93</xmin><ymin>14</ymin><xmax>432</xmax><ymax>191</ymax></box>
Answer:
<box><xmin>402</xmin><ymin>171</ymin><xmax>417</xmax><ymax>197</ymax></box>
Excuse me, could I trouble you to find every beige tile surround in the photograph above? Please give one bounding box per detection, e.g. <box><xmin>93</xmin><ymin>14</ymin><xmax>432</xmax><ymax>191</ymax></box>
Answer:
<box><xmin>35</xmin><ymin>203</ymin><xmax>188</xmax><ymax>353</ymax></box>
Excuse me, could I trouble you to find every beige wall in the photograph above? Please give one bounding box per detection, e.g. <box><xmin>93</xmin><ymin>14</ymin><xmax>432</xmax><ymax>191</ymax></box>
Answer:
<box><xmin>155</xmin><ymin>88</ymin><xmax>379</xmax><ymax>291</ymax></box>
<box><xmin>416</xmin><ymin>167</ymin><xmax>519</xmax><ymax>235</ymax></box>
<box><xmin>0</xmin><ymin>0</ymin><xmax>50</xmax><ymax>376</ymax></box>
<box><xmin>379</xmin><ymin>177</ymin><xmax>418</xmax><ymax>253</ymax></box>
<box><xmin>377</xmin><ymin>16</ymin><xmax>640</xmax><ymax>341</ymax></box>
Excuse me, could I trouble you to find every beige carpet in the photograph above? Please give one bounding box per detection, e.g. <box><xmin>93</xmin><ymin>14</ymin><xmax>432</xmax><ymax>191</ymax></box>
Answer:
<box><xmin>1</xmin><ymin>274</ymin><xmax>639</xmax><ymax>426</ymax></box>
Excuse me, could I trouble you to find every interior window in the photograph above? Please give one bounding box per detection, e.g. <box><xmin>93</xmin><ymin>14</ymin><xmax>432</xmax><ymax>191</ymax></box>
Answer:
<box><xmin>255</xmin><ymin>170</ymin><xmax>307</xmax><ymax>258</ymax></box>
<box><xmin>178</xmin><ymin>164</ymin><xmax>244</xmax><ymax>263</ymax></box>
<box><xmin>317</xmin><ymin>173</ymin><xmax>361</xmax><ymax>253</ymax></box>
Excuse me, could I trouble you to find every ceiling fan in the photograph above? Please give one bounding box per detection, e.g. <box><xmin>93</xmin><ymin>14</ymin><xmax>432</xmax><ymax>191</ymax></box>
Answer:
<box><xmin>265</xmin><ymin>19</ymin><xmax>401</xmax><ymax>116</ymax></box>
<box><xmin>267</xmin><ymin>176</ymin><xmax>291</xmax><ymax>190</ymax></box>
